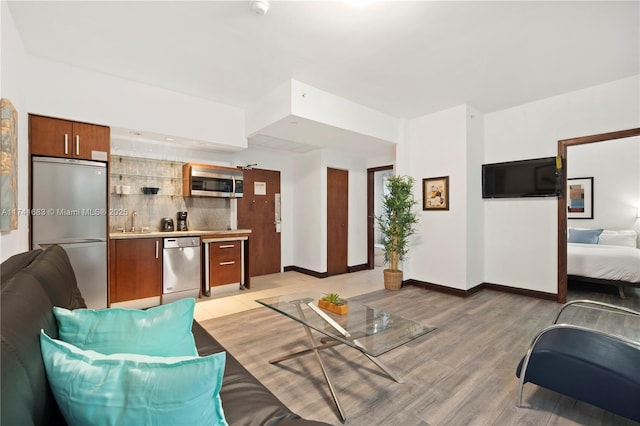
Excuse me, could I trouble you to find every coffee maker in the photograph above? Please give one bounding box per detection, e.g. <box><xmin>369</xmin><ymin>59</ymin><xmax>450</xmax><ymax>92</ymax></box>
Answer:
<box><xmin>176</xmin><ymin>211</ymin><xmax>188</xmax><ymax>231</ymax></box>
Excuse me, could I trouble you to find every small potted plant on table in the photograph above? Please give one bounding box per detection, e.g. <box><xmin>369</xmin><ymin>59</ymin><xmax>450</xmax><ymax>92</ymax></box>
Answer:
<box><xmin>318</xmin><ymin>293</ymin><xmax>349</xmax><ymax>315</ymax></box>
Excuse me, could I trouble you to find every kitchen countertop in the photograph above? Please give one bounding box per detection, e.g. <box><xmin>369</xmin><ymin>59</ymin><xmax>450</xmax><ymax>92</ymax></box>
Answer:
<box><xmin>109</xmin><ymin>229</ymin><xmax>251</xmax><ymax>240</ymax></box>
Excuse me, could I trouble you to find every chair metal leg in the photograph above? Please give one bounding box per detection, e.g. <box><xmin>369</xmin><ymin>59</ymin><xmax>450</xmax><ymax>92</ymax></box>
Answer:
<box><xmin>517</xmin><ymin>380</ymin><xmax>525</xmax><ymax>408</ymax></box>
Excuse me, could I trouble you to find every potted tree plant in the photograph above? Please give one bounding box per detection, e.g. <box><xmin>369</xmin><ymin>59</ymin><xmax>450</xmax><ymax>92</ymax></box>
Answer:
<box><xmin>376</xmin><ymin>175</ymin><xmax>419</xmax><ymax>290</ymax></box>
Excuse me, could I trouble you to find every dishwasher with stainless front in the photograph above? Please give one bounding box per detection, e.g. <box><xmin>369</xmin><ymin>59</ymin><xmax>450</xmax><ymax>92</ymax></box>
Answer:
<box><xmin>162</xmin><ymin>236</ymin><xmax>201</xmax><ymax>304</ymax></box>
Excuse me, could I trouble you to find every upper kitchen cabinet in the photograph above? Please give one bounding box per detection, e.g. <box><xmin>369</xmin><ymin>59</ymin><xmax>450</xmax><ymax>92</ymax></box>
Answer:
<box><xmin>29</xmin><ymin>114</ymin><xmax>110</xmax><ymax>162</ymax></box>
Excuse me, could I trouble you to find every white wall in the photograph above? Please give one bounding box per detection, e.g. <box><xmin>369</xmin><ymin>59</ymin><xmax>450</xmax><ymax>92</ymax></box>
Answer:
<box><xmin>484</xmin><ymin>75</ymin><xmax>640</xmax><ymax>294</ymax></box>
<box><xmin>1</xmin><ymin>1</ymin><xmax>30</xmax><ymax>261</ymax></box>
<box><xmin>245</xmin><ymin>80</ymin><xmax>293</xmax><ymax>136</ymax></box>
<box><xmin>25</xmin><ymin>57</ymin><xmax>247</xmax><ymax>151</ymax></box>
<box><xmin>0</xmin><ymin>4</ymin><xmax>248</xmax><ymax>261</ymax></box>
<box><xmin>290</xmin><ymin>80</ymin><xmax>400</xmax><ymax>144</ymax></box>
<box><xmin>111</xmin><ymin>138</ymin><xmax>235</xmax><ymax>166</ymax></box>
<box><xmin>289</xmin><ymin>149</ymin><xmax>371</xmax><ymax>273</ymax></box>
<box><xmin>293</xmin><ymin>151</ymin><xmax>324</xmax><ymax>271</ymax></box>
<box><xmin>405</xmin><ymin>105</ymin><xmax>472</xmax><ymax>289</ymax></box>
<box><xmin>567</xmin><ymin>136</ymin><xmax>639</xmax><ymax>231</ymax></box>
<box><xmin>466</xmin><ymin>106</ymin><xmax>485</xmax><ymax>287</ymax></box>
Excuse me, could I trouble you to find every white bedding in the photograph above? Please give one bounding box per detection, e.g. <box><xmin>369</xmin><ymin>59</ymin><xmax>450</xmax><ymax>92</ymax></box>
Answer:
<box><xmin>567</xmin><ymin>243</ymin><xmax>640</xmax><ymax>284</ymax></box>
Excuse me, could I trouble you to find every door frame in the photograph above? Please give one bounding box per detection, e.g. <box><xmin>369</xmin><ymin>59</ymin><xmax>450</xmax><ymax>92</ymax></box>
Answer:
<box><xmin>556</xmin><ymin>127</ymin><xmax>640</xmax><ymax>303</ymax></box>
<box><xmin>367</xmin><ymin>165</ymin><xmax>394</xmax><ymax>269</ymax></box>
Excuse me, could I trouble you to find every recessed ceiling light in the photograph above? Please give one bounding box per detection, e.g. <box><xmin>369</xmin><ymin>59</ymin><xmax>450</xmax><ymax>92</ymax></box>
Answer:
<box><xmin>165</xmin><ymin>137</ymin><xmax>176</xmax><ymax>142</ymax></box>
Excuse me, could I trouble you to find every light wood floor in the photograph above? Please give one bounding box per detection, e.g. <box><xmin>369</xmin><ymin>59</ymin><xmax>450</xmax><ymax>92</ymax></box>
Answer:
<box><xmin>200</xmin><ymin>280</ymin><xmax>640</xmax><ymax>426</ymax></box>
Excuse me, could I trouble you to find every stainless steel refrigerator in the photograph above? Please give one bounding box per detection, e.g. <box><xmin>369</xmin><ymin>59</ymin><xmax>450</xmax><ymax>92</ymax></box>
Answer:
<box><xmin>31</xmin><ymin>156</ymin><xmax>108</xmax><ymax>309</ymax></box>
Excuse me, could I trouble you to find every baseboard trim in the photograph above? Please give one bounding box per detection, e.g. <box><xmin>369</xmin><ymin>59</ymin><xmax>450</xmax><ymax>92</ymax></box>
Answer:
<box><xmin>405</xmin><ymin>279</ymin><xmax>470</xmax><ymax>297</ymax></box>
<box><xmin>283</xmin><ymin>263</ymin><xmax>370</xmax><ymax>278</ymax></box>
<box><xmin>280</xmin><ymin>270</ymin><xmax>557</xmax><ymax>301</ymax></box>
<box><xmin>347</xmin><ymin>263</ymin><xmax>368</xmax><ymax>273</ymax></box>
<box><xmin>283</xmin><ymin>266</ymin><xmax>329</xmax><ymax>279</ymax></box>
<box><xmin>407</xmin><ymin>279</ymin><xmax>557</xmax><ymax>301</ymax></box>
<box><xmin>482</xmin><ymin>282</ymin><xmax>557</xmax><ymax>301</ymax></box>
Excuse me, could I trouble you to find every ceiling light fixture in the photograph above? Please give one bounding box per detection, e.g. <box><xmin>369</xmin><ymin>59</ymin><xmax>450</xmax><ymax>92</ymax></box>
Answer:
<box><xmin>251</xmin><ymin>0</ymin><xmax>269</xmax><ymax>16</ymax></box>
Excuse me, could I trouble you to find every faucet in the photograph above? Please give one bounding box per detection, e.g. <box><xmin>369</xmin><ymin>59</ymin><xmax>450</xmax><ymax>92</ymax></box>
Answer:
<box><xmin>130</xmin><ymin>211</ymin><xmax>137</xmax><ymax>232</ymax></box>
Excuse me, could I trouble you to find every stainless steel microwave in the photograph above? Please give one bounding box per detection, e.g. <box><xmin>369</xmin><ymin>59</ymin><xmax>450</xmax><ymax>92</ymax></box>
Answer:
<box><xmin>183</xmin><ymin>163</ymin><xmax>243</xmax><ymax>198</ymax></box>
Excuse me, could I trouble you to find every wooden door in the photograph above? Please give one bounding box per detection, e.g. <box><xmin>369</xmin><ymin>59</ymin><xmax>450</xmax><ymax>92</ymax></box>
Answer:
<box><xmin>327</xmin><ymin>168</ymin><xmax>348</xmax><ymax>275</ymax></box>
<box><xmin>109</xmin><ymin>238</ymin><xmax>162</xmax><ymax>303</ymax></box>
<box><xmin>237</xmin><ymin>168</ymin><xmax>281</xmax><ymax>276</ymax></box>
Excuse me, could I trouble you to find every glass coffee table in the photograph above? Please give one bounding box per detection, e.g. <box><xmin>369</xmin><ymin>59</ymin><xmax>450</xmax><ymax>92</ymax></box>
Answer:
<box><xmin>255</xmin><ymin>292</ymin><xmax>436</xmax><ymax>422</ymax></box>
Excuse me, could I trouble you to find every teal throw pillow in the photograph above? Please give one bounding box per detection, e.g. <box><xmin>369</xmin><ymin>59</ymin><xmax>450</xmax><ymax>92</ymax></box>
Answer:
<box><xmin>53</xmin><ymin>298</ymin><xmax>197</xmax><ymax>357</ymax></box>
<box><xmin>568</xmin><ymin>228</ymin><xmax>603</xmax><ymax>244</ymax></box>
<box><xmin>40</xmin><ymin>331</ymin><xmax>227</xmax><ymax>426</ymax></box>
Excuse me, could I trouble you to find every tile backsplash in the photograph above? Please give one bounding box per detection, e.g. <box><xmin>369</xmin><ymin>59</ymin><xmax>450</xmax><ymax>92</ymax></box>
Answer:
<box><xmin>109</xmin><ymin>155</ymin><xmax>231</xmax><ymax>232</ymax></box>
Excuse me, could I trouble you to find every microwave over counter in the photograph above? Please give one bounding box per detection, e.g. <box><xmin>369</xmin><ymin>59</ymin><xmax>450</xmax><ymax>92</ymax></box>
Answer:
<box><xmin>183</xmin><ymin>163</ymin><xmax>243</xmax><ymax>198</ymax></box>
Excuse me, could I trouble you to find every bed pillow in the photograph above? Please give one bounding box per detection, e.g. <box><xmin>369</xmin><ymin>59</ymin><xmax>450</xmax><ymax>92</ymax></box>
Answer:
<box><xmin>598</xmin><ymin>229</ymin><xmax>638</xmax><ymax>248</ymax></box>
<box><xmin>40</xmin><ymin>331</ymin><xmax>227</xmax><ymax>426</ymax></box>
<box><xmin>568</xmin><ymin>228</ymin><xmax>603</xmax><ymax>244</ymax></box>
<box><xmin>53</xmin><ymin>298</ymin><xmax>197</xmax><ymax>357</ymax></box>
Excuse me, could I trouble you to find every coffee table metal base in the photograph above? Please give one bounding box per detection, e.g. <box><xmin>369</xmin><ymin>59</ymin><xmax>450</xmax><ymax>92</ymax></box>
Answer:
<box><xmin>268</xmin><ymin>305</ymin><xmax>403</xmax><ymax>423</ymax></box>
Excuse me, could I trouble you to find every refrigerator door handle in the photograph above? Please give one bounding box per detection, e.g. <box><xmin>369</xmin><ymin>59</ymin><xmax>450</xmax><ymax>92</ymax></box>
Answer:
<box><xmin>34</xmin><ymin>238</ymin><xmax>106</xmax><ymax>246</ymax></box>
<box><xmin>64</xmin><ymin>134</ymin><xmax>69</xmax><ymax>154</ymax></box>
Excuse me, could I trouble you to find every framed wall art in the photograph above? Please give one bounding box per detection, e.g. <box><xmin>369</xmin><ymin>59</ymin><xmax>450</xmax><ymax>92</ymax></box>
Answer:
<box><xmin>423</xmin><ymin>176</ymin><xmax>449</xmax><ymax>211</ymax></box>
<box><xmin>1</xmin><ymin>98</ymin><xmax>18</xmax><ymax>231</ymax></box>
<box><xmin>567</xmin><ymin>177</ymin><xmax>593</xmax><ymax>219</ymax></box>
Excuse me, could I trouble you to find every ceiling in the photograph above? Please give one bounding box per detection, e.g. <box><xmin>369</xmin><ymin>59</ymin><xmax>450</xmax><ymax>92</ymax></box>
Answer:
<box><xmin>7</xmin><ymin>1</ymin><xmax>639</xmax><ymax>154</ymax></box>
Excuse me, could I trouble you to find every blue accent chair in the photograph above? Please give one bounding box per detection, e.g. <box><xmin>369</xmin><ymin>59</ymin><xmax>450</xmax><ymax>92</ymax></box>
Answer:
<box><xmin>516</xmin><ymin>300</ymin><xmax>640</xmax><ymax>422</ymax></box>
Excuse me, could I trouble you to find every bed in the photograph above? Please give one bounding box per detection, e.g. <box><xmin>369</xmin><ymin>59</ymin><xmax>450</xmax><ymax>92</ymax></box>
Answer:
<box><xmin>567</xmin><ymin>228</ymin><xmax>640</xmax><ymax>297</ymax></box>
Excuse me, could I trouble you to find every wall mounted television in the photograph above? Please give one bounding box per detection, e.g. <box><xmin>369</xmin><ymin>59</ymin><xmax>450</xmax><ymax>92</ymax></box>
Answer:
<box><xmin>482</xmin><ymin>156</ymin><xmax>561</xmax><ymax>199</ymax></box>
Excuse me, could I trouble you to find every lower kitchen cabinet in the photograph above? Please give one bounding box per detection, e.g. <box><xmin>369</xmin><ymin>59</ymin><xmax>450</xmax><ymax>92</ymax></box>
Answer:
<box><xmin>109</xmin><ymin>238</ymin><xmax>162</xmax><ymax>305</ymax></box>
<box><xmin>208</xmin><ymin>240</ymin><xmax>242</xmax><ymax>287</ymax></box>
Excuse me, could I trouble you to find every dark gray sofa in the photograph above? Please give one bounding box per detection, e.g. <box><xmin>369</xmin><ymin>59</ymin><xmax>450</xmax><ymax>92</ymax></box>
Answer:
<box><xmin>1</xmin><ymin>246</ymin><xmax>327</xmax><ymax>425</ymax></box>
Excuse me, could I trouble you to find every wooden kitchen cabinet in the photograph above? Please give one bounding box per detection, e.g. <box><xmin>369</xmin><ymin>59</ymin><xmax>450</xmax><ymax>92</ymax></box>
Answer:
<box><xmin>109</xmin><ymin>238</ymin><xmax>162</xmax><ymax>305</ymax></box>
<box><xmin>208</xmin><ymin>240</ymin><xmax>242</xmax><ymax>287</ymax></box>
<box><xmin>29</xmin><ymin>114</ymin><xmax>110</xmax><ymax>161</ymax></box>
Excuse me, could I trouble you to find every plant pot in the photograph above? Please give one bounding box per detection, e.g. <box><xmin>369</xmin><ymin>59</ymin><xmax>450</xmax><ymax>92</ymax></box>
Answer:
<box><xmin>318</xmin><ymin>299</ymin><xmax>331</xmax><ymax>310</ymax></box>
<box><xmin>317</xmin><ymin>299</ymin><xmax>349</xmax><ymax>315</ymax></box>
<box><xmin>383</xmin><ymin>269</ymin><xmax>403</xmax><ymax>291</ymax></box>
